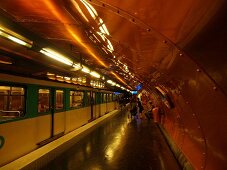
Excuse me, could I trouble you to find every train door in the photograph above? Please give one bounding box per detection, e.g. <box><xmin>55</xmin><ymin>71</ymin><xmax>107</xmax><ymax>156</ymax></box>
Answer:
<box><xmin>97</xmin><ymin>92</ymin><xmax>101</xmax><ymax>117</ymax></box>
<box><xmin>52</xmin><ymin>89</ymin><xmax>65</xmax><ymax>137</ymax></box>
<box><xmin>103</xmin><ymin>93</ymin><xmax>107</xmax><ymax>114</ymax></box>
<box><xmin>37</xmin><ymin>88</ymin><xmax>64</xmax><ymax>145</ymax></box>
<box><xmin>106</xmin><ymin>93</ymin><xmax>109</xmax><ymax>113</ymax></box>
<box><xmin>90</xmin><ymin>91</ymin><xmax>96</xmax><ymax>120</ymax></box>
<box><xmin>87</xmin><ymin>91</ymin><xmax>93</xmax><ymax>120</ymax></box>
<box><xmin>92</xmin><ymin>92</ymin><xmax>96</xmax><ymax>118</ymax></box>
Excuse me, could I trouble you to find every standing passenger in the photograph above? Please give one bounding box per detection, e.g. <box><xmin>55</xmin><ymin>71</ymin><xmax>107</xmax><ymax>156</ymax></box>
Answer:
<box><xmin>129</xmin><ymin>96</ymin><xmax>137</xmax><ymax>119</ymax></box>
<box><xmin>137</xmin><ymin>98</ymin><xmax>144</xmax><ymax>119</ymax></box>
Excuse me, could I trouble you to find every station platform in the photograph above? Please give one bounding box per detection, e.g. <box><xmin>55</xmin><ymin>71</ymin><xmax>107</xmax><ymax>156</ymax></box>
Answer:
<box><xmin>1</xmin><ymin>108</ymin><xmax>181</xmax><ymax>170</ymax></box>
<box><xmin>40</xmin><ymin>110</ymin><xmax>181</xmax><ymax>170</ymax></box>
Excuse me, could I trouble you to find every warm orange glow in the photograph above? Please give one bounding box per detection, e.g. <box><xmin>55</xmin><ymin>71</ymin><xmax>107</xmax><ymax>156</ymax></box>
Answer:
<box><xmin>43</xmin><ymin>0</ymin><xmax>107</xmax><ymax>68</ymax></box>
<box><xmin>110</xmin><ymin>71</ymin><xmax>127</xmax><ymax>85</ymax></box>
<box><xmin>71</xmin><ymin>0</ymin><xmax>89</xmax><ymax>22</ymax></box>
<box><xmin>67</xmin><ymin>28</ymin><xmax>107</xmax><ymax>67</ymax></box>
<box><xmin>43</xmin><ymin>1</ymin><xmax>126</xmax><ymax>85</ymax></box>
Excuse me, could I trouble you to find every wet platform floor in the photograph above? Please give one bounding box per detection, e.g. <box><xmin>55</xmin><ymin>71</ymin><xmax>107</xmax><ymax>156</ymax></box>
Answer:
<box><xmin>41</xmin><ymin>110</ymin><xmax>181</xmax><ymax>170</ymax></box>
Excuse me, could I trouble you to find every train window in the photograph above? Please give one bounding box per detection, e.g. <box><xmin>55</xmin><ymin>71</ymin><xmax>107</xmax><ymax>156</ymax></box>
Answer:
<box><xmin>0</xmin><ymin>86</ymin><xmax>25</xmax><ymax>120</ymax></box>
<box><xmin>70</xmin><ymin>91</ymin><xmax>84</xmax><ymax>108</ymax></box>
<box><xmin>109</xmin><ymin>94</ymin><xmax>112</xmax><ymax>102</ymax></box>
<box><xmin>92</xmin><ymin>93</ymin><xmax>96</xmax><ymax>104</ymax></box>
<box><xmin>38</xmin><ymin>89</ymin><xmax>50</xmax><ymax>113</ymax></box>
<box><xmin>103</xmin><ymin>93</ymin><xmax>107</xmax><ymax>102</ymax></box>
<box><xmin>56</xmin><ymin>90</ymin><xmax>64</xmax><ymax>110</ymax></box>
<box><xmin>87</xmin><ymin>92</ymin><xmax>91</xmax><ymax>105</ymax></box>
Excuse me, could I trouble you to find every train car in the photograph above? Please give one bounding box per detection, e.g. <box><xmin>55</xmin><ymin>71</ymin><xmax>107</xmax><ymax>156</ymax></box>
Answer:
<box><xmin>0</xmin><ymin>72</ymin><xmax>118</xmax><ymax>166</ymax></box>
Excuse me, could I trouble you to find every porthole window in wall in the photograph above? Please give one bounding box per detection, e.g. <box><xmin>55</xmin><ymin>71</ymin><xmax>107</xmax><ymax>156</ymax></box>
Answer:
<box><xmin>38</xmin><ymin>89</ymin><xmax>50</xmax><ymax>113</ymax></box>
<box><xmin>56</xmin><ymin>90</ymin><xmax>64</xmax><ymax>110</ymax></box>
<box><xmin>0</xmin><ymin>86</ymin><xmax>25</xmax><ymax>120</ymax></box>
<box><xmin>70</xmin><ymin>91</ymin><xmax>84</xmax><ymax>108</ymax></box>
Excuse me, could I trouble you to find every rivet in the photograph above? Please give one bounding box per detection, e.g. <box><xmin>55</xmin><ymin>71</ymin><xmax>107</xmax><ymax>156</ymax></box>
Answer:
<box><xmin>102</xmin><ymin>3</ymin><xmax>105</xmax><ymax>7</ymax></box>
<box><xmin>213</xmin><ymin>86</ymin><xmax>217</xmax><ymax>90</ymax></box>
<box><xmin>147</xmin><ymin>28</ymin><xmax>151</xmax><ymax>32</ymax></box>
<box><xmin>131</xmin><ymin>18</ymin><xmax>135</xmax><ymax>22</ymax></box>
<box><xmin>196</xmin><ymin>69</ymin><xmax>201</xmax><ymax>72</ymax></box>
<box><xmin>192</xmin><ymin>113</ymin><xmax>195</xmax><ymax>117</ymax></box>
<box><xmin>198</xmin><ymin>126</ymin><xmax>200</xmax><ymax>129</ymax></box>
<box><xmin>163</xmin><ymin>40</ymin><xmax>167</xmax><ymax>43</ymax></box>
<box><xmin>202</xmin><ymin>152</ymin><xmax>206</xmax><ymax>155</ymax></box>
<box><xmin>201</xmin><ymin>166</ymin><xmax>204</xmax><ymax>169</ymax></box>
<box><xmin>117</xmin><ymin>10</ymin><xmax>120</xmax><ymax>13</ymax></box>
<box><xmin>186</xmin><ymin>101</ymin><xmax>189</xmax><ymax>104</ymax></box>
<box><xmin>179</xmin><ymin>53</ymin><xmax>183</xmax><ymax>56</ymax></box>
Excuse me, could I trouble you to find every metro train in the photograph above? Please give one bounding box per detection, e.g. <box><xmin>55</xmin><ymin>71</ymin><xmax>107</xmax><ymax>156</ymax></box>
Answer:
<box><xmin>0</xmin><ymin>73</ymin><xmax>119</xmax><ymax>166</ymax></box>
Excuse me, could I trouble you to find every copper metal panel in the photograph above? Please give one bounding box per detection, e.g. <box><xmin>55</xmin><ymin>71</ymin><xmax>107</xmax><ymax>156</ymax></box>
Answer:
<box><xmin>163</xmin><ymin>51</ymin><xmax>227</xmax><ymax>169</ymax></box>
<box><xmin>0</xmin><ymin>0</ymin><xmax>227</xmax><ymax>169</ymax></box>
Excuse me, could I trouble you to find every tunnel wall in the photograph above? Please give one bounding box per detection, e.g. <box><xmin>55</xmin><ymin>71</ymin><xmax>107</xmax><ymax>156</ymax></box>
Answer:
<box><xmin>157</xmin><ymin>47</ymin><xmax>227</xmax><ymax>170</ymax></box>
<box><xmin>149</xmin><ymin>3</ymin><xmax>227</xmax><ymax>169</ymax></box>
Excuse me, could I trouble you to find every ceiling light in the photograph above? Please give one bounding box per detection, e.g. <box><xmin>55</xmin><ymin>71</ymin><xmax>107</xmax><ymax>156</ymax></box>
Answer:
<box><xmin>82</xmin><ymin>65</ymin><xmax>90</xmax><ymax>73</ymax></box>
<box><xmin>73</xmin><ymin>63</ymin><xmax>82</xmax><ymax>69</ymax></box>
<box><xmin>90</xmin><ymin>71</ymin><xmax>101</xmax><ymax>78</ymax></box>
<box><xmin>80</xmin><ymin>0</ymin><xmax>98</xmax><ymax>19</ymax></box>
<box><xmin>47</xmin><ymin>72</ymin><xmax>55</xmax><ymax>76</ymax></box>
<box><xmin>107</xmin><ymin>80</ymin><xmax>113</xmax><ymax>84</ymax></box>
<box><xmin>0</xmin><ymin>26</ymin><xmax>33</xmax><ymax>48</ymax></box>
<box><xmin>40</xmin><ymin>48</ymin><xmax>73</xmax><ymax>66</ymax></box>
<box><xmin>71</xmin><ymin>0</ymin><xmax>89</xmax><ymax>22</ymax></box>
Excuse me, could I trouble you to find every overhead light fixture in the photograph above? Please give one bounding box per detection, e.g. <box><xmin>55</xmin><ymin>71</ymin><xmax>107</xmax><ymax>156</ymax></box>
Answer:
<box><xmin>80</xmin><ymin>0</ymin><xmax>98</xmax><ymax>19</ymax></box>
<box><xmin>81</xmin><ymin>65</ymin><xmax>91</xmax><ymax>73</ymax></box>
<box><xmin>107</xmin><ymin>80</ymin><xmax>113</xmax><ymax>84</ymax></box>
<box><xmin>90</xmin><ymin>71</ymin><xmax>101</xmax><ymax>78</ymax></box>
<box><xmin>71</xmin><ymin>0</ymin><xmax>89</xmax><ymax>22</ymax></box>
<box><xmin>73</xmin><ymin>63</ymin><xmax>82</xmax><ymax>69</ymax></box>
<box><xmin>0</xmin><ymin>26</ymin><xmax>33</xmax><ymax>48</ymax></box>
<box><xmin>97</xmin><ymin>32</ymin><xmax>105</xmax><ymax>41</ymax></box>
<box><xmin>0</xmin><ymin>60</ymin><xmax>12</xmax><ymax>65</ymax></box>
<box><xmin>40</xmin><ymin>48</ymin><xmax>73</xmax><ymax>66</ymax></box>
<box><xmin>0</xmin><ymin>56</ymin><xmax>13</xmax><ymax>65</ymax></box>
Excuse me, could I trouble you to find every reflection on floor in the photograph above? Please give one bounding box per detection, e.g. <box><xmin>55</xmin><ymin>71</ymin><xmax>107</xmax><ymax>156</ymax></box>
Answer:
<box><xmin>41</xmin><ymin>111</ymin><xmax>181</xmax><ymax>170</ymax></box>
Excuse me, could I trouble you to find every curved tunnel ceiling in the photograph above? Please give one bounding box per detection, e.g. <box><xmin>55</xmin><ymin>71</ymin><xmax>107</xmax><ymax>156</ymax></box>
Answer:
<box><xmin>0</xmin><ymin>0</ymin><xmax>226</xmax><ymax>92</ymax></box>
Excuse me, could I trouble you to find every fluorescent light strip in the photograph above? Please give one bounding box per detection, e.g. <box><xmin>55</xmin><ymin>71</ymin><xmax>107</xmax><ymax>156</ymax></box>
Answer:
<box><xmin>107</xmin><ymin>39</ymin><xmax>114</xmax><ymax>52</ymax></box>
<box><xmin>40</xmin><ymin>48</ymin><xmax>73</xmax><ymax>66</ymax></box>
<box><xmin>97</xmin><ymin>32</ymin><xmax>106</xmax><ymax>41</ymax></box>
<box><xmin>71</xmin><ymin>0</ymin><xmax>89</xmax><ymax>22</ymax></box>
<box><xmin>7</xmin><ymin>35</ymin><xmax>27</xmax><ymax>46</ymax></box>
<box><xmin>0</xmin><ymin>26</ymin><xmax>32</xmax><ymax>48</ymax></box>
<box><xmin>0</xmin><ymin>31</ymin><xmax>32</xmax><ymax>48</ymax></box>
<box><xmin>102</xmin><ymin>24</ymin><xmax>110</xmax><ymax>35</ymax></box>
<box><xmin>90</xmin><ymin>71</ymin><xmax>101</xmax><ymax>78</ymax></box>
<box><xmin>81</xmin><ymin>65</ymin><xmax>90</xmax><ymax>73</ymax></box>
<box><xmin>80</xmin><ymin>0</ymin><xmax>97</xmax><ymax>19</ymax></box>
<box><xmin>73</xmin><ymin>63</ymin><xmax>82</xmax><ymax>69</ymax></box>
<box><xmin>107</xmin><ymin>80</ymin><xmax>113</xmax><ymax>84</ymax></box>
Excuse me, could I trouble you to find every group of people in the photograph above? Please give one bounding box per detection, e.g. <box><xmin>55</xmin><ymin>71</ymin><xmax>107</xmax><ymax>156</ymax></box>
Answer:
<box><xmin>129</xmin><ymin>97</ymin><xmax>144</xmax><ymax>119</ymax></box>
<box><xmin>129</xmin><ymin>96</ymin><xmax>160</xmax><ymax>121</ymax></box>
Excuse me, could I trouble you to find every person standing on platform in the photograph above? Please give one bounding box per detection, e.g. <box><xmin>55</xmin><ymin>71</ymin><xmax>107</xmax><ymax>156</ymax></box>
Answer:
<box><xmin>145</xmin><ymin>101</ymin><xmax>153</xmax><ymax>120</ymax></box>
<box><xmin>137</xmin><ymin>98</ymin><xmax>144</xmax><ymax>119</ymax></box>
<box><xmin>129</xmin><ymin>96</ymin><xmax>137</xmax><ymax>119</ymax></box>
